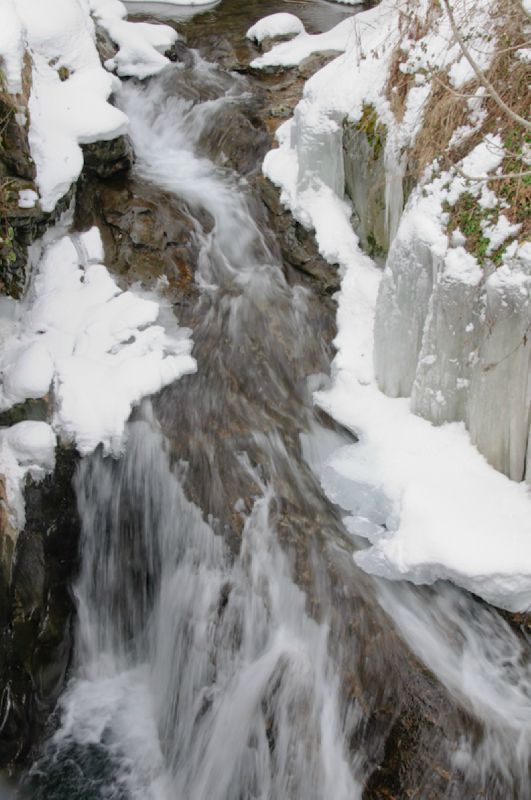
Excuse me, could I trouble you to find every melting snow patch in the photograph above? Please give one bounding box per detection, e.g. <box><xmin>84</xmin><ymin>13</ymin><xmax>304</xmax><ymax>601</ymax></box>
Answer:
<box><xmin>18</xmin><ymin>189</ymin><xmax>39</xmax><ymax>209</ymax></box>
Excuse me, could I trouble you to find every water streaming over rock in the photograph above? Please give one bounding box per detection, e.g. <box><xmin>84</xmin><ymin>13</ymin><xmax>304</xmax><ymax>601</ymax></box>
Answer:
<box><xmin>20</xmin><ymin>31</ymin><xmax>531</xmax><ymax>800</ymax></box>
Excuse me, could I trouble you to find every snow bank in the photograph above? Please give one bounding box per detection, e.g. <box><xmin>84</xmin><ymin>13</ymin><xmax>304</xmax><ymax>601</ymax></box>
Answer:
<box><xmin>0</xmin><ymin>0</ymin><xmax>178</xmax><ymax>212</ymax></box>
<box><xmin>0</xmin><ymin>421</ymin><xmax>56</xmax><ymax>530</ymax></box>
<box><xmin>246</xmin><ymin>14</ymin><xmax>305</xmax><ymax>44</ymax></box>
<box><xmin>0</xmin><ymin>227</ymin><xmax>196</xmax><ymax>456</ymax></box>
<box><xmin>258</xmin><ymin>1</ymin><xmax>531</xmax><ymax>611</ymax></box>
<box><xmin>89</xmin><ymin>0</ymin><xmax>178</xmax><ymax>79</ymax></box>
<box><xmin>248</xmin><ymin>16</ymin><xmax>359</xmax><ymax>70</ymax></box>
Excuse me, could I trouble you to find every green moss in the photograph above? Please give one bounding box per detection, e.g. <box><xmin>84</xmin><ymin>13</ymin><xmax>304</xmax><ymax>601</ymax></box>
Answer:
<box><xmin>366</xmin><ymin>231</ymin><xmax>386</xmax><ymax>258</ymax></box>
<box><xmin>356</xmin><ymin>103</ymin><xmax>385</xmax><ymax>161</ymax></box>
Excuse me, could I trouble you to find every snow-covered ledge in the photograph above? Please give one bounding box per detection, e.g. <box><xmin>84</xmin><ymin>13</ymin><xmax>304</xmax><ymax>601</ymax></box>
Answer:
<box><xmin>251</xmin><ymin>4</ymin><xmax>531</xmax><ymax>612</ymax></box>
<box><xmin>0</xmin><ymin>0</ymin><xmax>194</xmax><ymax>539</ymax></box>
<box><xmin>1</xmin><ymin>0</ymin><xmax>179</xmax><ymax>212</ymax></box>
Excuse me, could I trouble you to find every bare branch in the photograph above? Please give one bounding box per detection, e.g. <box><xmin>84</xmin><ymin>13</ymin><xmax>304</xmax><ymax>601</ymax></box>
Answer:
<box><xmin>441</xmin><ymin>0</ymin><xmax>531</xmax><ymax>131</ymax></box>
<box><xmin>455</xmin><ymin>166</ymin><xmax>531</xmax><ymax>181</ymax></box>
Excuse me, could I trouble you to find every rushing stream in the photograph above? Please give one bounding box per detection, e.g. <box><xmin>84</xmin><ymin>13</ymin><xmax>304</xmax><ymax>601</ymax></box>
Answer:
<box><xmin>17</xmin><ymin>5</ymin><xmax>531</xmax><ymax>799</ymax></box>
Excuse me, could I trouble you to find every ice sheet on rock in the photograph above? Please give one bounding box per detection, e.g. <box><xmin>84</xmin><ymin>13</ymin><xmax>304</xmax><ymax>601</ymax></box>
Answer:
<box><xmin>0</xmin><ymin>228</ymin><xmax>196</xmax><ymax>455</ymax></box>
<box><xmin>246</xmin><ymin>14</ymin><xmax>305</xmax><ymax>44</ymax></box>
<box><xmin>0</xmin><ymin>421</ymin><xmax>56</xmax><ymax>530</ymax></box>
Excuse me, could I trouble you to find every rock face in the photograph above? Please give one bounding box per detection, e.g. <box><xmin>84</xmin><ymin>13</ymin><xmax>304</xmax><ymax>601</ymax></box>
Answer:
<box><xmin>81</xmin><ymin>135</ymin><xmax>133</xmax><ymax>179</ymax></box>
<box><xmin>259</xmin><ymin>175</ymin><xmax>340</xmax><ymax>293</ymax></box>
<box><xmin>0</xmin><ymin>448</ymin><xmax>80</xmax><ymax>767</ymax></box>
<box><xmin>343</xmin><ymin>112</ymin><xmax>388</xmax><ymax>258</ymax></box>
<box><xmin>0</xmin><ymin>59</ymin><xmax>39</xmax><ymax>298</ymax></box>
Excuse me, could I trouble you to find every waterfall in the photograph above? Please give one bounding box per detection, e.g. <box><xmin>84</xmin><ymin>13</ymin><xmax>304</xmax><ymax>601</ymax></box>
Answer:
<box><xmin>24</xmin><ymin>407</ymin><xmax>358</xmax><ymax>800</ymax></box>
<box><xmin>21</xmin><ymin>57</ymin><xmax>360</xmax><ymax>800</ymax></box>
<box><xmin>20</xmin><ymin>43</ymin><xmax>530</xmax><ymax>800</ymax></box>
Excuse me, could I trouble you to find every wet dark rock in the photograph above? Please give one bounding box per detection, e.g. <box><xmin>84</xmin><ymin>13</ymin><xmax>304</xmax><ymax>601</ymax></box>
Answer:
<box><xmin>0</xmin><ymin>447</ymin><xmax>80</xmax><ymax>769</ymax></box>
<box><xmin>258</xmin><ymin>175</ymin><xmax>340</xmax><ymax>293</ymax></box>
<box><xmin>74</xmin><ymin>173</ymin><xmax>200</xmax><ymax>303</ymax></box>
<box><xmin>0</xmin><ymin>478</ymin><xmax>16</xmax><ymax>632</ymax></box>
<box><xmin>0</xmin><ymin>99</ymin><xmax>34</xmax><ymax>182</ymax></box>
<box><xmin>95</xmin><ymin>27</ymin><xmax>118</xmax><ymax>65</ymax></box>
<box><xmin>196</xmin><ymin>95</ymin><xmax>270</xmax><ymax>175</ymax></box>
<box><xmin>0</xmin><ymin>399</ymin><xmax>49</xmax><ymax>429</ymax></box>
<box><xmin>0</xmin><ymin>181</ymin><xmax>74</xmax><ymax>299</ymax></box>
<box><xmin>81</xmin><ymin>135</ymin><xmax>133</xmax><ymax>178</ymax></box>
<box><xmin>343</xmin><ymin>116</ymin><xmax>388</xmax><ymax>257</ymax></box>
<box><xmin>165</xmin><ymin>40</ymin><xmax>195</xmax><ymax>69</ymax></box>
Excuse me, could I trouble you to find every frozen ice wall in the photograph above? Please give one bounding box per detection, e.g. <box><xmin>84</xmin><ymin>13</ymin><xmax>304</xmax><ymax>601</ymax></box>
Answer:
<box><xmin>374</xmin><ymin>197</ymin><xmax>531</xmax><ymax>482</ymax></box>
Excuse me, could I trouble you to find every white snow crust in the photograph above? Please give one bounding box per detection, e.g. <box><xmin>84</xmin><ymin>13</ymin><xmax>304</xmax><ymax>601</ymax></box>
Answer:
<box><xmin>0</xmin><ymin>0</ymin><xmax>178</xmax><ymax>212</ymax></box>
<box><xmin>89</xmin><ymin>0</ymin><xmax>178</xmax><ymax>78</ymax></box>
<box><xmin>0</xmin><ymin>227</ymin><xmax>196</xmax><ymax>457</ymax></box>
<box><xmin>246</xmin><ymin>14</ymin><xmax>305</xmax><ymax>44</ymax></box>
<box><xmin>248</xmin><ymin>16</ymin><xmax>359</xmax><ymax>70</ymax></box>
<box><xmin>258</xmin><ymin>1</ymin><xmax>531</xmax><ymax>611</ymax></box>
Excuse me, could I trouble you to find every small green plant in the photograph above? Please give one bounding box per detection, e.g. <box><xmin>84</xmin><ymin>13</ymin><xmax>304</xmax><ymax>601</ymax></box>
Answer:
<box><xmin>497</xmin><ymin>128</ymin><xmax>531</xmax><ymax>230</ymax></box>
<box><xmin>444</xmin><ymin>192</ymin><xmax>499</xmax><ymax>265</ymax></box>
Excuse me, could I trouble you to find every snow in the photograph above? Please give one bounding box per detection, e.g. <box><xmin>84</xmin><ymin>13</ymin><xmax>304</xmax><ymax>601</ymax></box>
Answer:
<box><xmin>461</xmin><ymin>134</ymin><xmax>504</xmax><ymax>179</ymax></box>
<box><xmin>0</xmin><ymin>0</ymin><xmax>25</xmax><ymax>93</ymax></box>
<box><xmin>0</xmin><ymin>0</ymin><xmax>179</xmax><ymax>213</ymax></box>
<box><xmin>89</xmin><ymin>0</ymin><xmax>178</xmax><ymax>79</ymax></box>
<box><xmin>0</xmin><ymin>227</ymin><xmax>196</xmax><ymax>456</ymax></box>
<box><xmin>258</xmin><ymin>1</ymin><xmax>531</xmax><ymax>611</ymax></box>
<box><xmin>484</xmin><ymin>214</ymin><xmax>521</xmax><ymax>255</ymax></box>
<box><xmin>246</xmin><ymin>14</ymin><xmax>305</xmax><ymax>44</ymax></box>
<box><xmin>249</xmin><ymin>16</ymin><xmax>359</xmax><ymax>70</ymax></box>
<box><xmin>18</xmin><ymin>189</ymin><xmax>39</xmax><ymax>209</ymax></box>
<box><xmin>0</xmin><ymin>421</ymin><xmax>56</xmax><ymax>530</ymax></box>
<box><xmin>5</xmin><ymin>0</ymin><xmax>127</xmax><ymax>212</ymax></box>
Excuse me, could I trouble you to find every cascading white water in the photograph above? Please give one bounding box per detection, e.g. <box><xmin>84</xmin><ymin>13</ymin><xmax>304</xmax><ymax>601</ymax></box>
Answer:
<box><xmin>22</xmin><ymin>45</ymin><xmax>531</xmax><ymax>800</ymax></box>
<box><xmin>30</xmin><ymin>407</ymin><xmax>359</xmax><ymax>800</ymax></box>
<box><xmin>21</xmin><ymin>58</ymin><xmax>361</xmax><ymax>800</ymax></box>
